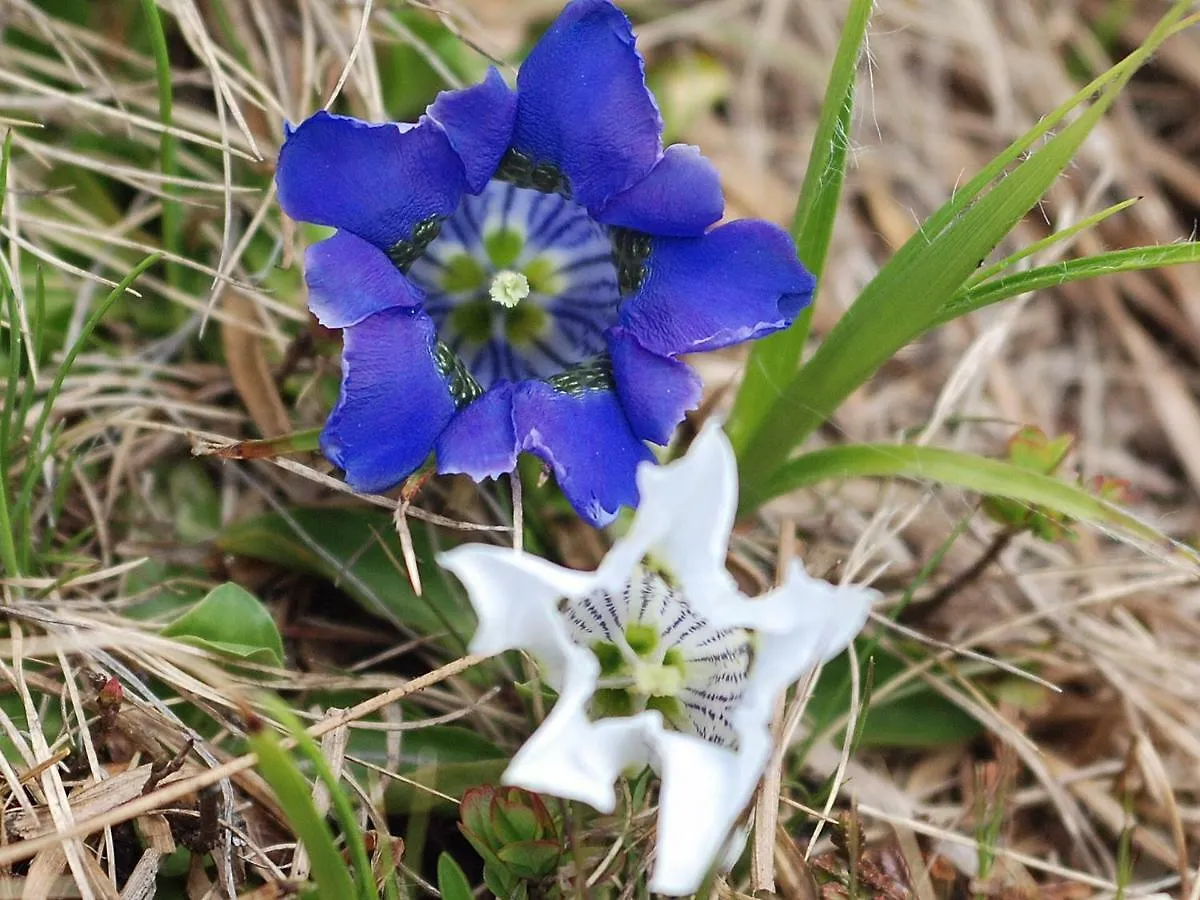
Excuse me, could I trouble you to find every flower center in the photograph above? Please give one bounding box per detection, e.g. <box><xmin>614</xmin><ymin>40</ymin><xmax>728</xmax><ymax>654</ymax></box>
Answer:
<box><xmin>560</xmin><ymin>566</ymin><xmax>752</xmax><ymax>748</ymax></box>
<box><xmin>632</xmin><ymin>659</ymin><xmax>685</xmax><ymax>698</ymax></box>
<box><xmin>405</xmin><ymin>180</ymin><xmax>624</xmax><ymax>392</ymax></box>
<box><xmin>489</xmin><ymin>270</ymin><xmax>530</xmax><ymax>308</ymax></box>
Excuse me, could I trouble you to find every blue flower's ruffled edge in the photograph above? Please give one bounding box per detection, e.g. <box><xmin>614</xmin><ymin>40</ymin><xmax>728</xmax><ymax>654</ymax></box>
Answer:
<box><xmin>619</xmin><ymin>219</ymin><xmax>816</xmax><ymax>357</ymax></box>
<box><xmin>511</xmin><ymin>0</ymin><xmax>663</xmax><ymax>211</ymax></box>
<box><xmin>322</xmin><ymin>308</ymin><xmax>457</xmax><ymax>492</ymax></box>
<box><xmin>608</xmin><ymin>327</ymin><xmax>701</xmax><ymax>445</ymax></box>
<box><xmin>429</xmin><ymin>67</ymin><xmax>518</xmax><ymax>194</ymax></box>
<box><xmin>277</xmin><ymin>111</ymin><xmax>467</xmax><ymax>251</ymax></box>
<box><xmin>435</xmin><ymin>382</ymin><xmax>521</xmax><ymax>481</ymax></box>
<box><xmin>437</xmin><ymin>379</ymin><xmax>652</xmax><ymax>527</ymax></box>
<box><xmin>595</xmin><ymin>144</ymin><xmax>723</xmax><ymax>237</ymax></box>
<box><xmin>306</xmin><ymin>231</ymin><xmax>426</xmax><ymax>328</ymax></box>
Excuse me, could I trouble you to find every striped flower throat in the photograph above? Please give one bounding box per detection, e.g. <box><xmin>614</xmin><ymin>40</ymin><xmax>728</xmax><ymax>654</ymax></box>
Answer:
<box><xmin>561</xmin><ymin>565</ymin><xmax>752</xmax><ymax>749</ymax></box>
<box><xmin>405</xmin><ymin>178</ymin><xmax>647</xmax><ymax>392</ymax></box>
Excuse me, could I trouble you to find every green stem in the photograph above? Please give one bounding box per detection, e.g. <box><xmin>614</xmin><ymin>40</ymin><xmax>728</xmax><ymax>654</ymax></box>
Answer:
<box><xmin>139</xmin><ymin>0</ymin><xmax>181</xmax><ymax>288</ymax></box>
<box><xmin>14</xmin><ymin>257</ymin><xmax>159</xmax><ymax>571</ymax></box>
<box><xmin>0</xmin><ymin>447</ymin><xmax>19</xmax><ymax>578</ymax></box>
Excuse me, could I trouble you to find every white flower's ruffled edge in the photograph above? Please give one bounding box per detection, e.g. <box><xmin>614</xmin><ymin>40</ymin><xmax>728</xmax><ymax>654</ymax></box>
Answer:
<box><xmin>438</xmin><ymin>422</ymin><xmax>876</xmax><ymax>896</ymax></box>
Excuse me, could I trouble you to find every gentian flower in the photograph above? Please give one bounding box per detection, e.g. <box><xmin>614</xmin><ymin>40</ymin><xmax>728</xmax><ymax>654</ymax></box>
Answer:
<box><xmin>439</xmin><ymin>424</ymin><xmax>874</xmax><ymax>895</ymax></box>
<box><xmin>276</xmin><ymin>0</ymin><xmax>815</xmax><ymax>526</ymax></box>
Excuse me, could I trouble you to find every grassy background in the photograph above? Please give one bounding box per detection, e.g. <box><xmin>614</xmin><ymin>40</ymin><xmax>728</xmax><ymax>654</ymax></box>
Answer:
<box><xmin>1</xmin><ymin>0</ymin><xmax>1199</xmax><ymax>897</ymax></box>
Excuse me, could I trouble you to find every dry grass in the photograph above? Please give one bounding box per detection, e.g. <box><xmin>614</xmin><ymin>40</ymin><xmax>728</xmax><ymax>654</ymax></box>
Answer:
<box><xmin>1</xmin><ymin>0</ymin><xmax>1199</xmax><ymax>896</ymax></box>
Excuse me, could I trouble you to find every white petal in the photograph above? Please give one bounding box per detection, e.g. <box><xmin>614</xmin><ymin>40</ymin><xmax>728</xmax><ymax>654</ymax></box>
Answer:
<box><xmin>437</xmin><ymin>546</ymin><xmax>596</xmax><ymax>689</ymax></box>
<box><xmin>600</xmin><ymin>421</ymin><xmax>741</xmax><ymax>613</ymax></box>
<box><xmin>505</xmin><ymin>686</ymin><xmax>660</xmax><ymax>813</ymax></box>
<box><xmin>441</xmin><ymin>544</ymin><xmax>662</xmax><ymax>815</ymax></box>
<box><xmin>647</xmin><ymin>728</ymin><xmax>770</xmax><ymax>895</ymax></box>
<box><xmin>735</xmin><ymin>563</ymin><xmax>876</xmax><ymax>726</ymax></box>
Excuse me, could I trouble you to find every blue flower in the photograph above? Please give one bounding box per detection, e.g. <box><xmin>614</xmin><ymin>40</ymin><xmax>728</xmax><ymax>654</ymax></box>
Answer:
<box><xmin>276</xmin><ymin>0</ymin><xmax>815</xmax><ymax>526</ymax></box>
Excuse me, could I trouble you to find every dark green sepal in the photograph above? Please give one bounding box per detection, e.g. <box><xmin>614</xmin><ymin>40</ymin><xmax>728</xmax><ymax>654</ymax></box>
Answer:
<box><xmin>545</xmin><ymin>356</ymin><xmax>614</xmax><ymax>395</ymax></box>
<box><xmin>433</xmin><ymin>341</ymin><xmax>484</xmax><ymax>408</ymax></box>
<box><xmin>610</xmin><ymin>226</ymin><xmax>652</xmax><ymax>294</ymax></box>
<box><xmin>385</xmin><ymin>214</ymin><xmax>445</xmax><ymax>271</ymax></box>
<box><xmin>494</xmin><ymin>148</ymin><xmax>573</xmax><ymax>198</ymax></box>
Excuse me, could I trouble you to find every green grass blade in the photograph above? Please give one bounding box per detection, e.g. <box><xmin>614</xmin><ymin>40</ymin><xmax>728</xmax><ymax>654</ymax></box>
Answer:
<box><xmin>22</xmin><ymin>255</ymin><xmax>158</xmax><ymax>476</ymax></box>
<box><xmin>894</xmin><ymin>11</ymin><xmax>1197</xmax><ymax>254</ymax></box>
<box><xmin>139</xmin><ymin>0</ymin><xmax>181</xmax><ymax>288</ymax></box>
<box><xmin>260</xmin><ymin>696</ymin><xmax>380</xmax><ymax>900</ymax></box>
<box><xmin>965</xmin><ymin>197</ymin><xmax>1140</xmax><ymax>287</ymax></box>
<box><xmin>0</xmin><ymin>130</ymin><xmax>10</xmax><ymax>220</ymax></box>
<box><xmin>13</xmin><ymin>256</ymin><xmax>158</xmax><ymax>571</ymax></box>
<box><xmin>0</xmin><ymin>283</ymin><xmax>21</xmax><ymax>578</ymax></box>
<box><xmin>736</xmin><ymin>3</ymin><xmax>1195</xmax><ymax>513</ymax></box>
<box><xmin>249</xmin><ymin>717</ymin><xmax>359</xmax><ymax>900</ymax></box>
<box><xmin>726</xmin><ymin>0</ymin><xmax>872</xmax><ymax>452</ymax></box>
<box><xmin>759</xmin><ymin>443</ymin><xmax>1165</xmax><ymax>543</ymax></box>
<box><xmin>1</xmin><ymin>132</ymin><xmax>19</xmax><ymax>455</ymax></box>
<box><xmin>16</xmin><ymin>271</ymin><xmax>45</xmax><ymax>437</ymax></box>
<box><xmin>934</xmin><ymin>243</ymin><xmax>1200</xmax><ymax>326</ymax></box>
<box><xmin>1</xmin><ymin>274</ymin><xmax>20</xmax><ymax>464</ymax></box>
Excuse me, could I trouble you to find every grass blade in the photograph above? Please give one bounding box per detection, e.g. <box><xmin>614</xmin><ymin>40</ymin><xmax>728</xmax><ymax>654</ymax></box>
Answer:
<box><xmin>259</xmin><ymin>696</ymin><xmax>381</xmax><ymax>900</ymax></box>
<box><xmin>138</xmin><ymin>0</ymin><xmax>182</xmax><ymax>288</ymax></box>
<box><xmin>735</xmin><ymin>2</ymin><xmax>1197</xmax><ymax>513</ymax></box>
<box><xmin>758</xmin><ymin>443</ymin><xmax>1166</xmax><ymax>544</ymax></box>
<box><xmin>13</xmin><ymin>255</ymin><xmax>158</xmax><ymax>571</ymax></box>
<box><xmin>964</xmin><ymin>196</ymin><xmax>1140</xmax><ymax>287</ymax></box>
<box><xmin>935</xmin><ymin>243</ymin><xmax>1200</xmax><ymax>326</ymax></box>
<box><xmin>0</xmin><ymin>281</ymin><xmax>21</xmax><ymax>578</ymax></box>
<box><xmin>249</xmin><ymin>716</ymin><xmax>360</xmax><ymax>900</ymax></box>
<box><xmin>726</xmin><ymin>0</ymin><xmax>873</xmax><ymax>452</ymax></box>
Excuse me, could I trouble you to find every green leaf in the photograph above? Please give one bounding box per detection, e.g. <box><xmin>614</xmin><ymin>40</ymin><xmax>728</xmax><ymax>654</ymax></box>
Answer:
<box><xmin>808</xmin><ymin>647</ymin><xmax>982</xmax><ymax>748</ymax></box>
<box><xmin>460</xmin><ymin>786</ymin><xmax>498</xmax><ymax>853</ymax></box>
<box><xmin>735</xmin><ymin>3</ymin><xmax>1197</xmax><ymax>511</ymax></box>
<box><xmin>758</xmin><ymin>443</ymin><xmax>1165</xmax><ymax>544</ymax></box>
<box><xmin>496</xmin><ymin>841</ymin><xmax>561</xmax><ymax>880</ymax></box>
<box><xmin>347</xmin><ymin>723</ymin><xmax>506</xmax><ymax>770</ymax></box>
<box><xmin>216</xmin><ymin>507</ymin><xmax>474</xmax><ymax>649</ymax></box>
<box><xmin>491</xmin><ymin>798</ymin><xmax>540</xmax><ymax>846</ymax></box>
<box><xmin>249</xmin><ymin>725</ymin><xmax>357</xmax><ymax>899</ymax></box>
<box><xmin>727</xmin><ymin>0</ymin><xmax>873</xmax><ymax>452</ymax></box>
<box><xmin>386</xmin><ymin>759</ymin><xmax>509</xmax><ymax>816</ymax></box>
<box><xmin>437</xmin><ymin>853</ymin><xmax>475</xmax><ymax>900</ymax></box>
<box><xmin>934</xmin><ymin>242</ymin><xmax>1200</xmax><ymax>326</ymax></box>
<box><xmin>162</xmin><ymin>582</ymin><xmax>285</xmax><ymax>667</ymax></box>
<box><xmin>483</xmin><ymin>865</ymin><xmax>526</xmax><ymax>900</ymax></box>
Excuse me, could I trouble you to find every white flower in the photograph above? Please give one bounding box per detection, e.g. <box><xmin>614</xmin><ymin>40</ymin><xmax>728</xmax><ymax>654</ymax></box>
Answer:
<box><xmin>439</xmin><ymin>423</ymin><xmax>875</xmax><ymax>896</ymax></box>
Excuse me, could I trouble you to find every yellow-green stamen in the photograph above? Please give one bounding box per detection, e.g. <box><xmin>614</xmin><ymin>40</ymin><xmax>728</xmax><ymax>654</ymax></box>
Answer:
<box><xmin>489</xmin><ymin>270</ymin><xmax>530</xmax><ymax>308</ymax></box>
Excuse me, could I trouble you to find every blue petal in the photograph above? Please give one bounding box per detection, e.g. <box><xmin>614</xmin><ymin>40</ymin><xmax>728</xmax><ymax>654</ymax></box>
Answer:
<box><xmin>596</xmin><ymin>145</ymin><xmax>723</xmax><ymax>237</ymax></box>
<box><xmin>277</xmin><ymin>111</ymin><xmax>466</xmax><ymax>250</ymax></box>
<box><xmin>513</xmin><ymin>381</ymin><xmax>652</xmax><ymax>527</ymax></box>
<box><xmin>619</xmin><ymin>220</ymin><xmax>815</xmax><ymax>356</ymax></box>
<box><xmin>306</xmin><ymin>231</ymin><xmax>425</xmax><ymax>328</ymax></box>
<box><xmin>512</xmin><ymin>0</ymin><xmax>662</xmax><ymax>211</ymax></box>
<box><xmin>608</xmin><ymin>327</ymin><xmax>701</xmax><ymax>445</ymax></box>
<box><xmin>322</xmin><ymin>309</ymin><xmax>456</xmax><ymax>492</ymax></box>
<box><xmin>436</xmin><ymin>383</ymin><xmax>520</xmax><ymax>480</ymax></box>
<box><xmin>428</xmin><ymin>68</ymin><xmax>518</xmax><ymax>194</ymax></box>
